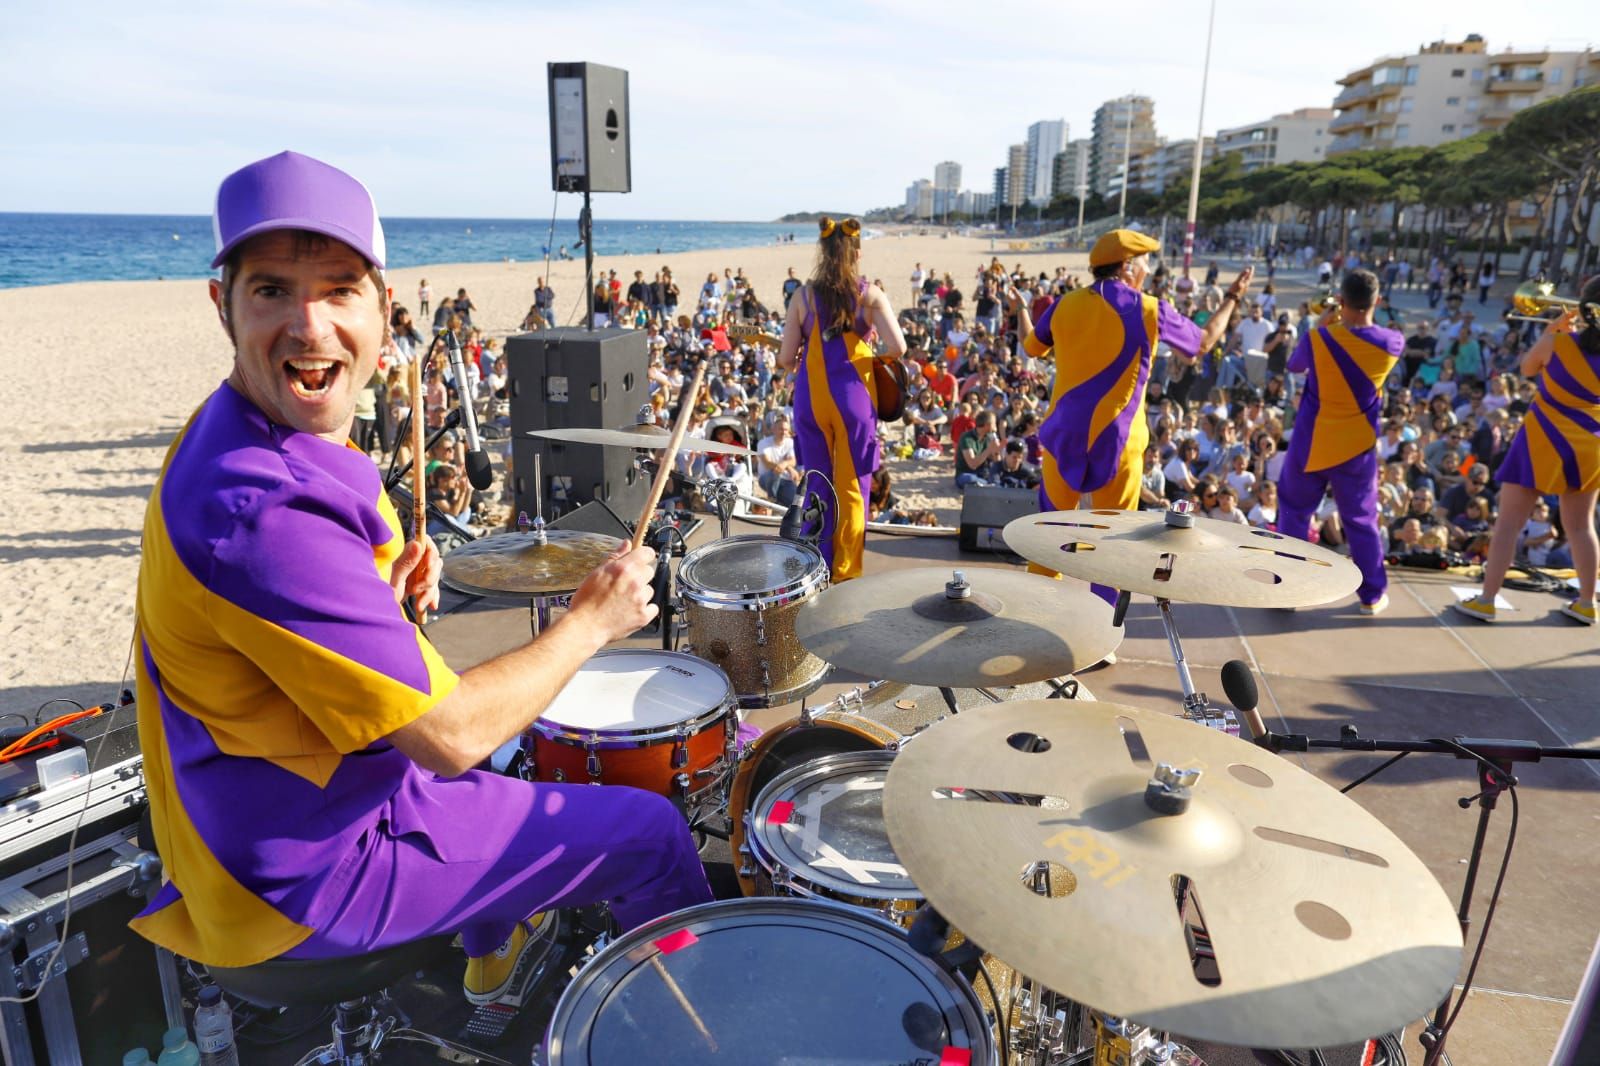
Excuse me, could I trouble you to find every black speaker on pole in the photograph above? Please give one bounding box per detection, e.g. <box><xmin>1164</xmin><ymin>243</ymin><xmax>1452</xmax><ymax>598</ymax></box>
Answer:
<box><xmin>547</xmin><ymin>62</ymin><xmax>631</xmax><ymax>194</ymax></box>
<box><xmin>508</xmin><ymin>327</ymin><xmax>650</xmax><ymax>521</ymax></box>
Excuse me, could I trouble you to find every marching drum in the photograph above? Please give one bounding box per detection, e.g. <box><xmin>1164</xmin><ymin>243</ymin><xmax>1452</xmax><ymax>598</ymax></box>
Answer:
<box><xmin>540</xmin><ymin>898</ymin><xmax>996</xmax><ymax>1065</ymax></box>
<box><xmin>524</xmin><ymin>650</ymin><xmax>738</xmax><ymax>810</ymax></box>
<box><xmin>677</xmin><ymin>535</ymin><xmax>831</xmax><ymax>708</ymax></box>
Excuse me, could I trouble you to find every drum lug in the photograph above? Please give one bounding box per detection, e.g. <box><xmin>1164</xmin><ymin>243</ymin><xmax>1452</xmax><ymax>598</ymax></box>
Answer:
<box><xmin>672</xmin><ymin>724</ymin><xmax>689</xmax><ymax>769</ymax></box>
<box><xmin>585</xmin><ymin>733</ymin><xmax>602</xmax><ymax>781</ymax></box>
<box><xmin>759</xmin><ymin>662</ymin><xmax>771</xmax><ymax>695</ymax></box>
<box><xmin>552</xmin><ymin>768</ymin><xmax>566</xmax><ymax>783</ymax></box>
<box><xmin>736</xmin><ymin>844</ymin><xmax>754</xmax><ymax>879</ymax></box>
<box><xmin>770</xmin><ymin>864</ymin><xmax>791</xmax><ymax>889</ymax></box>
<box><xmin>673</xmin><ymin>772</ymin><xmax>691</xmax><ymax>797</ymax></box>
<box><xmin>754</xmin><ymin>608</ymin><xmax>767</xmax><ymax>647</ymax></box>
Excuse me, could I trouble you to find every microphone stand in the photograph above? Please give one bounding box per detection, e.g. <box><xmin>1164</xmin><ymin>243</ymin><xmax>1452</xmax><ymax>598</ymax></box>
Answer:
<box><xmin>1248</xmin><ymin>724</ymin><xmax>1600</xmax><ymax>1066</ymax></box>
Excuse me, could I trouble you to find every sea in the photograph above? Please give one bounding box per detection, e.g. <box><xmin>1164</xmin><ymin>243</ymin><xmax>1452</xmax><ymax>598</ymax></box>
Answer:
<box><xmin>0</xmin><ymin>213</ymin><xmax>803</xmax><ymax>290</ymax></box>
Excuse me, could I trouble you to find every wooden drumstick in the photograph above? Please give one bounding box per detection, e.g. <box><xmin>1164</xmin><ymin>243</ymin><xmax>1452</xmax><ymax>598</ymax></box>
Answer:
<box><xmin>630</xmin><ymin>360</ymin><xmax>708</xmax><ymax>550</ymax></box>
<box><xmin>409</xmin><ymin>356</ymin><xmax>428</xmax><ymax>624</ymax></box>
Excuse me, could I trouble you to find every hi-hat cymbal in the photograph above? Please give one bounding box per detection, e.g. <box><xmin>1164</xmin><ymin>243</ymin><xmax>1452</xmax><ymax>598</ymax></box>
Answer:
<box><xmin>440</xmin><ymin>529</ymin><xmax>622</xmax><ymax>599</ymax></box>
<box><xmin>1003</xmin><ymin>508</ymin><xmax>1360</xmax><ymax>607</ymax></box>
<box><xmin>525</xmin><ymin>424</ymin><xmax>753</xmax><ymax>456</ymax></box>
<box><xmin>795</xmin><ymin>567</ymin><xmax>1120</xmax><ymax>687</ymax></box>
<box><xmin>882</xmin><ymin>700</ymin><xmax>1462</xmax><ymax>1049</ymax></box>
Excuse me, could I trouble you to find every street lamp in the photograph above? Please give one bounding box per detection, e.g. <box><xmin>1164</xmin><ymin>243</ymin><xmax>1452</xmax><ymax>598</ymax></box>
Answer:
<box><xmin>1182</xmin><ymin>0</ymin><xmax>1218</xmax><ymax>278</ymax></box>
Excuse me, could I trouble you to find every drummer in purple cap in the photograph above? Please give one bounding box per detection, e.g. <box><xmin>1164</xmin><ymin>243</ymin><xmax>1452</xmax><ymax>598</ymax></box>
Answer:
<box><xmin>130</xmin><ymin>151</ymin><xmax>711</xmax><ymax>1007</ymax></box>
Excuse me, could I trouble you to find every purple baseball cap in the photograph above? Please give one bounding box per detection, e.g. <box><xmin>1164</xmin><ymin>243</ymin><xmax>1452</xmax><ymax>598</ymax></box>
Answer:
<box><xmin>210</xmin><ymin>150</ymin><xmax>387</xmax><ymax>270</ymax></box>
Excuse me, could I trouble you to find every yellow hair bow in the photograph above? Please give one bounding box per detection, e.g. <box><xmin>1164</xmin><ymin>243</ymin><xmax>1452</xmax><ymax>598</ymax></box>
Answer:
<box><xmin>818</xmin><ymin>217</ymin><xmax>861</xmax><ymax>239</ymax></box>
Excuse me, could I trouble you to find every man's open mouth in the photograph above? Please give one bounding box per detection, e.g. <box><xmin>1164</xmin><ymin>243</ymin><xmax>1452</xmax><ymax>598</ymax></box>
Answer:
<box><xmin>284</xmin><ymin>358</ymin><xmax>342</xmax><ymax>398</ymax></box>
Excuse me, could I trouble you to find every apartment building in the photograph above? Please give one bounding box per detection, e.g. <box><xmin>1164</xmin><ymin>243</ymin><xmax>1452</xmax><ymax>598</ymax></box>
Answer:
<box><xmin>1090</xmin><ymin>95</ymin><xmax>1160</xmax><ymax>196</ymax></box>
<box><xmin>1215</xmin><ymin>108</ymin><xmax>1335</xmax><ymax>171</ymax></box>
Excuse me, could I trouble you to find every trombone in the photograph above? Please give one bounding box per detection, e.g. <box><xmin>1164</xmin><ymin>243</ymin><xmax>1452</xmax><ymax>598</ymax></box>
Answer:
<box><xmin>1506</xmin><ymin>280</ymin><xmax>1596</xmax><ymax>324</ymax></box>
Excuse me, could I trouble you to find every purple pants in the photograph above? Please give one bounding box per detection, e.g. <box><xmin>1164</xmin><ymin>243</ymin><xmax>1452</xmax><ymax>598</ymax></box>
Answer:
<box><xmin>1277</xmin><ymin>446</ymin><xmax>1387</xmax><ymax>607</ymax></box>
<box><xmin>793</xmin><ymin>329</ymin><xmax>878</xmax><ymax>581</ymax></box>
<box><xmin>283</xmin><ymin>772</ymin><xmax>712</xmax><ymax>958</ymax></box>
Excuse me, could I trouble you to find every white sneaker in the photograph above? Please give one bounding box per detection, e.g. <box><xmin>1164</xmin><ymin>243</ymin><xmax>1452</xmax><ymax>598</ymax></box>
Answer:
<box><xmin>1358</xmin><ymin>594</ymin><xmax>1389</xmax><ymax>617</ymax></box>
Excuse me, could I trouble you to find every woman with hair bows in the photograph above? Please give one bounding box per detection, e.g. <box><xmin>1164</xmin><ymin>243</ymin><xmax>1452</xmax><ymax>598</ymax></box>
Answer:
<box><xmin>1454</xmin><ymin>277</ymin><xmax>1600</xmax><ymax>627</ymax></box>
<box><xmin>777</xmin><ymin>217</ymin><xmax>907</xmax><ymax>580</ymax></box>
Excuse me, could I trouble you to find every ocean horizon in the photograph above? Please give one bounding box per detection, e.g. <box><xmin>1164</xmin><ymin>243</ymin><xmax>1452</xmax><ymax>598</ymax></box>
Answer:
<box><xmin>0</xmin><ymin>212</ymin><xmax>804</xmax><ymax>290</ymax></box>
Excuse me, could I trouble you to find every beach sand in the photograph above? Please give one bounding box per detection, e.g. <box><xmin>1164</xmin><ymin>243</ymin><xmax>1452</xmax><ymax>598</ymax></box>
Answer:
<box><xmin>0</xmin><ymin>229</ymin><xmax>1091</xmax><ymax>716</ymax></box>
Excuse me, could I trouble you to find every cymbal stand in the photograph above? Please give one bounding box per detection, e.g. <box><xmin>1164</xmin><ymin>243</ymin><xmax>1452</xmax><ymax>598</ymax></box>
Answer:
<box><xmin>1156</xmin><ymin>597</ymin><xmax>1238</xmax><ymax>736</ymax></box>
<box><xmin>704</xmin><ymin>477</ymin><xmax>739</xmax><ymax>540</ymax></box>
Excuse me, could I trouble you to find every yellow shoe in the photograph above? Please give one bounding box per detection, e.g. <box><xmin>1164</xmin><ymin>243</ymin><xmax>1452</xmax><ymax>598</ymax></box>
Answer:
<box><xmin>1450</xmin><ymin>596</ymin><xmax>1498</xmax><ymax>623</ymax></box>
<box><xmin>1561</xmin><ymin>600</ymin><xmax>1597</xmax><ymax>626</ymax></box>
<box><xmin>463</xmin><ymin>911</ymin><xmax>555</xmax><ymax>1006</ymax></box>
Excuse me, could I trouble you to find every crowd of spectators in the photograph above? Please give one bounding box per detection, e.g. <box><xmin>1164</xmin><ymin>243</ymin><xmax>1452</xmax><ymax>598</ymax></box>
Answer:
<box><xmin>362</xmin><ymin>250</ymin><xmax>1586</xmax><ymax>574</ymax></box>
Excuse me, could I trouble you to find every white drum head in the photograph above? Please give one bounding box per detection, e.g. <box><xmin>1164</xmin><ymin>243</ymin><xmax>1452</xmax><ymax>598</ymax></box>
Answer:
<box><xmin>542</xmin><ymin>651</ymin><xmax>732</xmax><ymax>733</ymax></box>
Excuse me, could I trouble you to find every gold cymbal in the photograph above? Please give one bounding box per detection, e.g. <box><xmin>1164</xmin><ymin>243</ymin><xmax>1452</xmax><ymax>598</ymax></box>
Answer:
<box><xmin>440</xmin><ymin>529</ymin><xmax>622</xmax><ymax>599</ymax></box>
<box><xmin>795</xmin><ymin>567</ymin><xmax>1120</xmax><ymax>687</ymax></box>
<box><xmin>526</xmin><ymin>424</ymin><xmax>753</xmax><ymax>456</ymax></box>
<box><xmin>1002</xmin><ymin>508</ymin><xmax>1360</xmax><ymax>607</ymax></box>
<box><xmin>882</xmin><ymin>700</ymin><xmax>1462</xmax><ymax>1049</ymax></box>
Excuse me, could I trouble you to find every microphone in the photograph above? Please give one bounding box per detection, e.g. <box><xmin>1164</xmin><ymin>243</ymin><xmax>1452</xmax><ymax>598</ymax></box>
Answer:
<box><xmin>1220</xmin><ymin>659</ymin><xmax>1269</xmax><ymax>745</ymax></box>
<box><xmin>779</xmin><ymin>490</ymin><xmax>827</xmax><ymax>544</ymax></box>
<box><xmin>442</xmin><ymin>331</ymin><xmax>493</xmax><ymax>490</ymax></box>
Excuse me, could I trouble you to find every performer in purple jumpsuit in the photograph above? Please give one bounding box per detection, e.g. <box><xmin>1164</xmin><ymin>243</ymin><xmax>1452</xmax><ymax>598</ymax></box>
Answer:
<box><xmin>1276</xmin><ymin>269</ymin><xmax>1403</xmax><ymax>614</ymax></box>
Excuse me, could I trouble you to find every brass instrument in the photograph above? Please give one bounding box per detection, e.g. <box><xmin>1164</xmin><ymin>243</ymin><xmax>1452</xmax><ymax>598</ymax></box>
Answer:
<box><xmin>1309</xmin><ymin>292</ymin><xmax>1340</xmax><ymax>315</ymax></box>
<box><xmin>1507</xmin><ymin>279</ymin><xmax>1594</xmax><ymax>324</ymax></box>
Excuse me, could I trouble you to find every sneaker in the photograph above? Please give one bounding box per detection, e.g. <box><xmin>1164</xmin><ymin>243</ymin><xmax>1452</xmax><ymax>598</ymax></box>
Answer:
<box><xmin>1451</xmin><ymin>596</ymin><xmax>1498</xmax><ymax>623</ymax></box>
<box><xmin>1358</xmin><ymin>594</ymin><xmax>1389</xmax><ymax>617</ymax></box>
<box><xmin>463</xmin><ymin>911</ymin><xmax>556</xmax><ymax>1006</ymax></box>
<box><xmin>1561</xmin><ymin>600</ymin><xmax>1598</xmax><ymax>626</ymax></box>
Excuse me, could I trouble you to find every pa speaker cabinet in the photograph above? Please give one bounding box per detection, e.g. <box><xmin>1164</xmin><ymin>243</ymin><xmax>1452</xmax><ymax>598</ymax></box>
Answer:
<box><xmin>958</xmin><ymin>485</ymin><xmax>1037</xmax><ymax>552</ymax></box>
<box><xmin>508</xmin><ymin>327</ymin><xmax>649</xmax><ymax>519</ymax></box>
<box><xmin>548</xmin><ymin>62</ymin><xmax>631</xmax><ymax>194</ymax></box>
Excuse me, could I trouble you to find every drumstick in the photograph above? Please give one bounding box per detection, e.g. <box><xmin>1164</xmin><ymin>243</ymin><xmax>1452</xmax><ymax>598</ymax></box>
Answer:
<box><xmin>409</xmin><ymin>356</ymin><xmax>428</xmax><ymax>624</ymax></box>
<box><xmin>631</xmin><ymin>360</ymin><xmax>709</xmax><ymax>550</ymax></box>
<box><xmin>649</xmin><ymin>956</ymin><xmax>718</xmax><ymax>1052</ymax></box>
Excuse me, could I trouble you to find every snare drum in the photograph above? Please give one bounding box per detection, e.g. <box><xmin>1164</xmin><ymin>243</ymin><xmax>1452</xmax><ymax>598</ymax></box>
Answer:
<box><xmin>726</xmin><ymin>705</ymin><xmax>901</xmax><ymax>897</ymax></box>
<box><xmin>526</xmin><ymin>650</ymin><xmax>737</xmax><ymax>807</ymax></box>
<box><xmin>541</xmin><ymin>898</ymin><xmax>996</xmax><ymax>1065</ymax></box>
<box><xmin>677</xmin><ymin>535</ymin><xmax>830</xmax><ymax>708</ymax></box>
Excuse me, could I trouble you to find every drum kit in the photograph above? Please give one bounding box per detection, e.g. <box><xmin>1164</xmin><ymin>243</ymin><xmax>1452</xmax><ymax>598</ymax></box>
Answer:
<box><xmin>439</xmin><ymin>423</ymin><xmax>1464</xmax><ymax>1065</ymax></box>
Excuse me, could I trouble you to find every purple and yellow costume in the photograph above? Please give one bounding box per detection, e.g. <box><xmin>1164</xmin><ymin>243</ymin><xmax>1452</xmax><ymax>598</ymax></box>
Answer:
<box><xmin>132</xmin><ymin>383</ymin><xmax>709</xmax><ymax>968</ymax></box>
<box><xmin>1276</xmin><ymin>323</ymin><xmax>1403</xmax><ymax>607</ymax></box>
<box><xmin>1496</xmin><ymin>332</ymin><xmax>1600</xmax><ymax>493</ymax></box>
<box><xmin>793</xmin><ymin>284</ymin><xmax>879</xmax><ymax>582</ymax></box>
<box><xmin>1025</xmin><ymin>279</ymin><xmax>1203</xmax><ymax>511</ymax></box>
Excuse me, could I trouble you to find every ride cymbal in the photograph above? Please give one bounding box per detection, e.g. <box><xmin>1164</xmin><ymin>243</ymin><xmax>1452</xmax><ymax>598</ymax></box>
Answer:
<box><xmin>881</xmin><ymin>700</ymin><xmax>1462</xmax><ymax>1049</ymax></box>
<box><xmin>440</xmin><ymin>529</ymin><xmax>622</xmax><ymax>599</ymax></box>
<box><xmin>1003</xmin><ymin>508</ymin><xmax>1360</xmax><ymax>607</ymax></box>
<box><xmin>525</xmin><ymin>424</ymin><xmax>753</xmax><ymax>456</ymax></box>
<box><xmin>795</xmin><ymin>567</ymin><xmax>1120</xmax><ymax>687</ymax></box>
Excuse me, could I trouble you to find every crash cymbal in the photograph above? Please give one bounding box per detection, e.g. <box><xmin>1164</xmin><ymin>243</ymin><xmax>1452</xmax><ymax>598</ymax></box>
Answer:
<box><xmin>1002</xmin><ymin>507</ymin><xmax>1360</xmax><ymax>607</ymax></box>
<box><xmin>882</xmin><ymin>700</ymin><xmax>1462</xmax><ymax>1049</ymax></box>
<box><xmin>795</xmin><ymin>567</ymin><xmax>1120</xmax><ymax>687</ymax></box>
<box><xmin>440</xmin><ymin>529</ymin><xmax>622</xmax><ymax>600</ymax></box>
<box><xmin>525</xmin><ymin>424</ymin><xmax>752</xmax><ymax>456</ymax></box>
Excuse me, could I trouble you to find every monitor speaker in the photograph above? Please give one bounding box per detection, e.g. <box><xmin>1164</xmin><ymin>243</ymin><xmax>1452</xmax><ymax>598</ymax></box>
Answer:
<box><xmin>547</xmin><ymin>62</ymin><xmax>631</xmax><ymax>194</ymax></box>
<box><xmin>958</xmin><ymin>485</ymin><xmax>1038</xmax><ymax>553</ymax></box>
<box><xmin>507</xmin><ymin>327</ymin><xmax>650</xmax><ymax>520</ymax></box>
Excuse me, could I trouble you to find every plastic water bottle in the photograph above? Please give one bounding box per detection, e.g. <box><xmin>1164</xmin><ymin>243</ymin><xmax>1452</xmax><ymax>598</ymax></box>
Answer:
<box><xmin>122</xmin><ymin>1050</ymin><xmax>154</xmax><ymax>1066</ymax></box>
<box><xmin>156</xmin><ymin>1026</ymin><xmax>200</xmax><ymax>1065</ymax></box>
<box><xmin>193</xmin><ymin>985</ymin><xmax>241</xmax><ymax>1066</ymax></box>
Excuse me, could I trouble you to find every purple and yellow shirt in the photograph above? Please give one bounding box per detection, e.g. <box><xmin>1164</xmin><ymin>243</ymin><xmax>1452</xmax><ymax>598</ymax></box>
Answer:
<box><xmin>1025</xmin><ymin>279</ymin><xmax>1203</xmax><ymax>494</ymax></box>
<box><xmin>130</xmin><ymin>382</ymin><xmax>459</xmax><ymax>967</ymax></box>
<box><xmin>1287</xmin><ymin>323</ymin><xmax>1403</xmax><ymax>472</ymax></box>
<box><xmin>1508</xmin><ymin>332</ymin><xmax>1600</xmax><ymax>493</ymax></box>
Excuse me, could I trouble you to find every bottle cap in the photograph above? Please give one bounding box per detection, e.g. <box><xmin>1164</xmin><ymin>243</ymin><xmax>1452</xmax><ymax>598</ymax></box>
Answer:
<box><xmin>162</xmin><ymin>1027</ymin><xmax>188</xmax><ymax>1049</ymax></box>
<box><xmin>198</xmin><ymin>985</ymin><xmax>222</xmax><ymax>1007</ymax></box>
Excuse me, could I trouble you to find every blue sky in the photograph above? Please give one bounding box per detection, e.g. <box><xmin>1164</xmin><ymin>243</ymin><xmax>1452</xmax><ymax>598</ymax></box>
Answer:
<box><xmin>0</xmin><ymin>1</ymin><xmax>1591</xmax><ymax>220</ymax></box>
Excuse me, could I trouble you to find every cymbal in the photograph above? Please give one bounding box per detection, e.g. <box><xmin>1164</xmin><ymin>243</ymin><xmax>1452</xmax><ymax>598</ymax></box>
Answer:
<box><xmin>525</xmin><ymin>424</ymin><xmax>753</xmax><ymax>456</ymax></box>
<box><xmin>795</xmin><ymin>567</ymin><xmax>1120</xmax><ymax>687</ymax></box>
<box><xmin>440</xmin><ymin>529</ymin><xmax>622</xmax><ymax>599</ymax></box>
<box><xmin>1002</xmin><ymin>508</ymin><xmax>1360</xmax><ymax>607</ymax></box>
<box><xmin>882</xmin><ymin>700</ymin><xmax>1462</xmax><ymax>1049</ymax></box>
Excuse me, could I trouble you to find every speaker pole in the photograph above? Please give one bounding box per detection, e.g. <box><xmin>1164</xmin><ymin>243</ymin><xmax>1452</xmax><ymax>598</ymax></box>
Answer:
<box><xmin>582</xmin><ymin>188</ymin><xmax>595</xmax><ymax>332</ymax></box>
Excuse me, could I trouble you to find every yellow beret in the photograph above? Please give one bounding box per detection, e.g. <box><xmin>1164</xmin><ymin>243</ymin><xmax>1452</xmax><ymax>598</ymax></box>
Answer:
<box><xmin>1090</xmin><ymin>228</ymin><xmax>1161</xmax><ymax>268</ymax></box>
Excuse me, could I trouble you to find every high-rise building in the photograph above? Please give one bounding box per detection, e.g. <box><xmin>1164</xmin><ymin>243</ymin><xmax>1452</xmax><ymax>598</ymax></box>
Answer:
<box><xmin>1090</xmin><ymin>95</ymin><xmax>1159</xmax><ymax>196</ymax></box>
<box><xmin>1051</xmin><ymin>139</ymin><xmax>1091</xmax><ymax>199</ymax></box>
<box><xmin>1327</xmin><ymin>36</ymin><xmax>1592</xmax><ymax>157</ymax></box>
<box><xmin>1215</xmin><ymin>108</ymin><xmax>1335</xmax><ymax>172</ymax></box>
<box><xmin>1006</xmin><ymin>144</ymin><xmax>1028</xmax><ymax>208</ymax></box>
<box><xmin>1122</xmin><ymin>137</ymin><xmax>1216</xmax><ymax>196</ymax></box>
<box><xmin>956</xmin><ymin>190</ymin><xmax>994</xmax><ymax>216</ymax></box>
<box><xmin>993</xmin><ymin>167</ymin><xmax>1008</xmax><ymax>215</ymax></box>
<box><xmin>904</xmin><ymin>178</ymin><xmax>934</xmax><ymax>220</ymax></box>
<box><xmin>1025</xmin><ymin>120</ymin><xmax>1068</xmax><ymax>205</ymax></box>
<box><xmin>933</xmin><ymin>161</ymin><xmax>962</xmax><ymax>217</ymax></box>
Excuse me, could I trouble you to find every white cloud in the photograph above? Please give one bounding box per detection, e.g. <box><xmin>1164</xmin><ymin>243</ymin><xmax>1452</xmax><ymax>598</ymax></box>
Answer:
<box><xmin>0</xmin><ymin>0</ymin><xmax>1592</xmax><ymax>219</ymax></box>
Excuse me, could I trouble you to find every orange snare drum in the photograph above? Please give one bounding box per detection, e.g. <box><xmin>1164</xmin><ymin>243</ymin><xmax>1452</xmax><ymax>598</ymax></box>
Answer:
<box><xmin>526</xmin><ymin>650</ymin><xmax>738</xmax><ymax>810</ymax></box>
